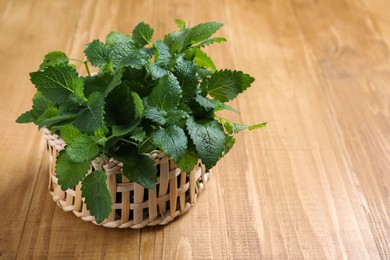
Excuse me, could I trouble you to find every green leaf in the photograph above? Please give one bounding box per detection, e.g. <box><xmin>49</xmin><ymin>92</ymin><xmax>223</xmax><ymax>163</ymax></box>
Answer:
<box><xmin>176</xmin><ymin>150</ymin><xmax>199</xmax><ymax>173</ymax></box>
<box><xmin>224</xmin><ymin>135</ymin><xmax>236</xmax><ymax>155</ymax></box>
<box><xmin>74</xmin><ymin>92</ymin><xmax>105</xmax><ymax>133</ymax></box>
<box><xmin>148</xmin><ymin>63</ymin><xmax>168</xmax><ymax>80</ymax></box>
<box><xmin>163</xmin><ymin>30</ymin><xmax>188</xmax><ymax>53</ymax></box>
<box><xmin>39</xmin><ymin>51</ymin><xmax>69</xmax><ymax>70</ymax></box>
<box><xmin>233</xmin><ymin>122</ymin><xmax>267</xmax><ymax>133</ymax></box>
<box><xmin>60</xmin><ymin>124</ymin><xmax>81</xmax><ymax>143</ymax></box>
<box><xmin>175</xmin><ymin>19</ymin><xmax>187</xmax><ymax>31</ymax></box>
<box><xmin>83</xmin><ymin>76</ymin><xmax>109</xmax><ymax>97</ymax></box>
<box><xmin>195</xmin><ymin>95</ymin><xmax>215</xmax><ymax>111</ymax></box>
<box><xmin>174</xmin><ymin>56</ymin><xmax>200</xmax><ymax>101</ymax></box>
<box><xmin>193</xmin><ymin>49</ymin><xmax>216</xmax><ymax>71</ymax></box>
<box><xmin>165</xmin><ymin>110</ymin><xmax>189</xmax><ymax>125</ymax></box>
<box><xmin>105</xmin><ymin>85</ymin><xmax>139</xmax><ymax>126</ymax></box>
<box><xmin>210</xmin><ymin>99</ymin><xmax>240</xmax><ymax>113</ymax></box>
<box><xmin>114</xmin><ymin>145</ymin><xmax>157</xmax><ymax>189</ymax></box>
<box><xmin>30</xmin><ymin>65</ymin><xmax>84</xmax><ymax>105</ymax></box>
<box><xmin>110</xmin><ymin>41</ymin><xmax>137</xmax><ymax>68</ymax></box>
<box><xmin>132</xmin><ymin>22</ymin><xmax>154</xmax><ymax>47</ymax></box>
<box><xmin>185</xmin><ymin>22</ymin><xmax>224</xmax><ymax>46</ymax></box>
<box><xmin>120</xmin><ymin>48</ymin><xmax>151</xmax><ymax>69</ymax></box>
<box><xmin>206</xmin><ymin>69</ymin><xmax>255</xmax><ymax>102</ymax></box>
<box><xmin>131</xmin><ymin>91</ymin><xmax>144</xmax><ymax>118</ymax></box>
<box><xmin>104</xmin><ymin>68</ymin><xmax>123</xmax><ymax>97</ymax></box>
<box><xmin>144</xmin><ymin>106</ymin><xmax>167</xmax><ymax>125</ymax></box>
<box><xmin>38</xmin><ymin>113</ymin><xmax>76</xmax><ymax>129</ymax></box>
<box><xmin>16</xmin><ymin>110</ymin><xmax>35</xmax><ymax>123</ymax></box>
<box><xmin>66</xmin><ymin>134</ymin><xmax>99</xmax><ymax>163</ymax></box>
<box><xmin>186</xmin><ymin>117</ymin><xmax>226</xmax><ymax>169</ymax></box>
<box><xmin>81</xmin><ymin>170</ymin><xmax>112</xmax><ymax>224</ymax></box>
<box><xmin>193</xmin><ymin>37</ymin><xmax>227</xmax><ymax>48</ymax></box>
<box><xmin>130</xmin><ymin>127</ymin><xmax>146</xmax><ymax>142</ymax></box>
<box><xmin>106</xmin><ymin>32</ymin><xmax>132</xmax><ymax>45</ymax></box>
<box><xmin>56</xmin><ymin>150</ymin><xmax>90</xmax><ymax>190</ymax></box>
<box><xmin>148</xmin><ymin>73</ymin><xmax>182</xmax><ymax>110</ymax></box>
<box><xmin>84</xmin><ymin>39</ymin><xmax>111</xmax><ymax>67</ymax></box>
<box><xmin>111</xmin><ymin>123</ymin><xmax>138</xmax><ymax>137</ymax></box>
<box><xmin>154</xmin><ymin>40</ymin><xmax>171</xmax><ymax>66</ymax></box>
<box><xmin>151</xmin><ymin>125</ymin><xmax>187</xmax><ymax>161</ymax></box>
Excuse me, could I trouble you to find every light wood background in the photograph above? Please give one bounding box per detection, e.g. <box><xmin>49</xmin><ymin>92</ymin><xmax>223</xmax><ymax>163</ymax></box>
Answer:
<box><xmin>1</xmin><ymin>0</ymin><xmax>389</xmax><ymax>259</ymax></box>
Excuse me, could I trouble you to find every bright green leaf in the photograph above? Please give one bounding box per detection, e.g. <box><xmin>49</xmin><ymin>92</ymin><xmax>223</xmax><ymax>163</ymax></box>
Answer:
<box><xmin>175</xmin><ymin>19</ymin><xmax>186</xmax><ymax>31</ymax></box>
<box><xmin>60</xmin><ymin>124</ymin><xmax>81</xmax><ymax>143</ymax></box>
<box><xmin>193</xmin><ymin>49</ymin><xmax>217</xmax><ymax>71</ymax></box>
<box><xmin>185</xmin><ymin>22</ymin><xmax>223</xmax><ymax>46</ymax></box>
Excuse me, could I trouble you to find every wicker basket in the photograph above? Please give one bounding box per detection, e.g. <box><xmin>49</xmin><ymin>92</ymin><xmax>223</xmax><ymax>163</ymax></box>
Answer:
<box><xmin>42</xmin><ymin>129</ymin><xmax>210</xmax><ymax>228</ymax></box>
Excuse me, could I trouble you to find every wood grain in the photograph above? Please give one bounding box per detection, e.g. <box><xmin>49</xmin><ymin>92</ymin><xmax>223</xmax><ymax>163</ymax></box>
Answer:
<box><xmin>1</xmin><ymin>0</ymin><xmax>389</xmax><ymax>259</ymax></box>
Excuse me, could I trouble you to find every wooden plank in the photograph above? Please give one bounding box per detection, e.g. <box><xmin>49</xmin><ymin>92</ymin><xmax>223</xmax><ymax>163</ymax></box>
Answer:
<box><xmin>0</xmin><ymin>0</ymin><xmax>389</xmax><ymax>258</ymax></box>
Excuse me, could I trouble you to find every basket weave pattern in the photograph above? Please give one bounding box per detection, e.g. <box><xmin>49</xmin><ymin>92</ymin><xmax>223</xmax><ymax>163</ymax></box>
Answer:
<box><xmin>43</xmin><ymin>129</ymin><xmax>210</xmax><ymax>228</ymax></box>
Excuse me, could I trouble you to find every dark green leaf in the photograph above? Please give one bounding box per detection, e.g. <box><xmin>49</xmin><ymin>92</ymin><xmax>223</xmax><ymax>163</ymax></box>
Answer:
<box><xmin>81</xmin><ymin>170</ymin><xmax>112</xmax><ymax>224</ymax></box>
<box><xmin>115</xmin><ymin>145</ymin><xmax>157</xmax><ymax>189</ymax></box>
<box><xmin>38</xmin><ymin>113</ymin><xmax>76</xmax><ymax>129</ymax></box>
<box><xmin>83</xmin><ymin>76</ymin><xmax>109</xmax><ymax>97</ymax></box>
<box><xmin>195</xmin><ymin>95</ymin><xmax>215</xmax><ymax>111</ymax></box>
<box><xmin>30</xmin><ymin>65</ymin><xmax>84</xmax><ymax>105</ymax></box>
<box><xmin>16</xmin><ymin>110</ymin><xmax>35</xmax><ymax>123</ymax></box>
<box><xmin>148</xmin><ymin>73</ymin><xmax>182</xmax><ymax>110</ymax></box>
<box><xmin>151</xmin><ymin>125</ymin><xmax>187</xmax><ymax>161</ymax></box>
<box><xmin>56</xmin><ymin>150</ymin><xmax>90</xmax><ymax>190</ymax></box>
<box><xmin>104</xmin><ymin>68</ymin><xmax>123</xmax><ymax>97</ymax></box>
<box><xmin>110</xmin><ymin>41</ymin><xmax>137</xmax><ymax>68</ymax></box>
<box><xmin>74</xmin><ymin>92</ymin><xmax>105</xmax><ymax>133</ymax></box>
<box><xmin>66</xmin><ymin>134</ymin><xmax>99</xmax><ymax>163</ymax></box>
<box><xmin>148</xmin><ymin>63</ymin><xmax>168</xmax><ymax>80</ymax></box>
<box><xmin>186</xmin><ymin>117</ymin><xmax>226</xmax><ymax>169</ymax></box>
<box><xmin>206</xmin><ymin>69</ymin><xmax>255</xmax><ymax>102</ymax></box>
<box><xmin>144</xmin><ymin>106</ymin><xmax>167</xmax><ymax>125</ymax></box>
<box><xmin>120</xmin><ymin>48</ymin><xmax>151</xmax><ymax>69</ymax></box>
<box><xmin>39</xmin><ymin>51</ymin><xmax>69</xmax><ymax>70</ymax></box>
<box><xmin>130</xmin><ymin>127</ymin><xmax>146</xmax><ymax>142</ymax></box>
<box><xmin>84</xmin><ymin>39</ymin><xmax>111</xmax><ymax>67</ymax></box>
<box><xmin>105</xmin><ymin>85</ymin><xmax>138</xmax><ymax>126</ymax></box>
<box><xmin>132</xmin><ymin>22</ymin><xmax>154</xmax><ymax>47</ymax></box>
<box><xmin>154</xmin><ymin>40</ymin><xmax>171</xmax><ymax>66</ymax></box>
<box><xmin>174</xmin><ymin>56</ymin><xmax>200</xmax><ymax>101</ymax></box>
<box><xmin>111</xmin><ymin>123</ymin><xmax>138</xmax><ymax>137</ymax></box>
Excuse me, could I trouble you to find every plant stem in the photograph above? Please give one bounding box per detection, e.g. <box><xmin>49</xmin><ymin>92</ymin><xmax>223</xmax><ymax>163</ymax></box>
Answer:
<box><xmin>84</xmin><ymin>61</ymin><xmax>91</xmax><ymax>77</ymax></box>
<box><xmin>121</xmin><ymin>139</ymin><xmax>139</xmax><ymax>147</ymax></box>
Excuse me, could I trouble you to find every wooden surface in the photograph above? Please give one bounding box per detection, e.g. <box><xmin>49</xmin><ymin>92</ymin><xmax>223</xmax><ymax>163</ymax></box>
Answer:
<box><xmin>1</xmin><ymin>0</ymin><xmax>389</xmax><ymax>259</ymax></box>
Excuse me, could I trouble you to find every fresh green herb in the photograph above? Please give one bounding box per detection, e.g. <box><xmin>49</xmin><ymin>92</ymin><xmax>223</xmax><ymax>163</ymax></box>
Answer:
<box><xmin>16</xmin><ymin>20</ymin><xmax>266</xmax><ymax>223</ymax></box>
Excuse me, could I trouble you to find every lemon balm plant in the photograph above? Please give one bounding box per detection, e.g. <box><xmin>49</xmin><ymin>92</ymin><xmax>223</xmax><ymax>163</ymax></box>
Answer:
<box><xmin>17</xmin><ymin>20</ymin><xmax>266</xmax><ymax>225</ymax></box>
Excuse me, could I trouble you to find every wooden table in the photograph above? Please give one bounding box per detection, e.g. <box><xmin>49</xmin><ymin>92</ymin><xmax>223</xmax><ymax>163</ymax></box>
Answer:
<box><xmin>1</xmin><ymin>0</ymin><xmax>389</xmax><ymax>259</ymax></box>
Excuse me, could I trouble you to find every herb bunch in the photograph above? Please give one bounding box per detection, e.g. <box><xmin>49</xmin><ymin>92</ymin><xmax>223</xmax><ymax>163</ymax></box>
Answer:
<box><xmin>17</xmin><ymin>20</ymin><xmax>266</xmax><ymax>223</ymax></box>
